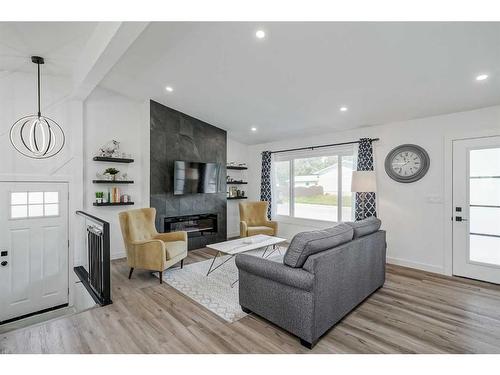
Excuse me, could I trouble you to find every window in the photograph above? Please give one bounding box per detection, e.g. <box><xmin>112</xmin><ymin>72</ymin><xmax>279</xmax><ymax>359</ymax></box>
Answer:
<box><xmin>10</xmin><ymin>191</ymin><xmax>59</xmax><ymax>219</ymax></box>
<box><xmin>273</xmin><ymin>146</ymin><xmax>355</xmax><ymax>222</ymax></box>
<box><xmin>468</xmin><ymin>147</ymin><xmax>500</xmax><ymax>265</ymax></box>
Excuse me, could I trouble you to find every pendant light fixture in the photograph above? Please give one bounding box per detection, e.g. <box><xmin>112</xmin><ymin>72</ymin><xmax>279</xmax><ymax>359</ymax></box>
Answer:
<box><xmin>9</xmin><ymin>56</ymin><xmax>65</xmax><ymax>159</ymax></box>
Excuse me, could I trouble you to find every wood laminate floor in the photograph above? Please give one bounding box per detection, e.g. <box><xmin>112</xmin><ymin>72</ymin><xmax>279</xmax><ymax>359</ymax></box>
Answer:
<box><xmin>2</xmin><ymin>248</ymin><xmax>500</xmax><ymax>354</ymax></box>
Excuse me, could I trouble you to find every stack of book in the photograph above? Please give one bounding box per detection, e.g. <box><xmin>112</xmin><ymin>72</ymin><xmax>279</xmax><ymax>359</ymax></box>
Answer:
<box><xmin>111</xmin><ymin>187</ymin><xmax>120</xmax><ymax>203</ymax></box>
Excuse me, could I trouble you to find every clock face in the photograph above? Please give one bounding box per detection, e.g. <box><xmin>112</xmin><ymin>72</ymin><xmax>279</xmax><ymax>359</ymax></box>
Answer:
<box><xmin>385</xmin><ymin>144</ymin><xmax>430</xmax><ymax>183</ymax></box>
<box><xmin>391</xmin><ymin>150</ymin><xmax>422</xmax><ymax>177</ymax></box>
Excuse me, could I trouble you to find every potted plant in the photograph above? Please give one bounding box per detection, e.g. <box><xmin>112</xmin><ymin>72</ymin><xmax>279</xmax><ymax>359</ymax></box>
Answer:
<box><xmin>95</xmin><ymin>191</ymin><xmax>104</xmax><ymax>204</ymax></box>
<box><xmin>104</xmin><ymin>167</ymin><xmax>119</xmax><ymax>181</ymax></box>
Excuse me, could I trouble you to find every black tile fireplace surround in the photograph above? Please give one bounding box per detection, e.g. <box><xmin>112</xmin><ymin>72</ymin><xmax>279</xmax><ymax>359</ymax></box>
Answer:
<box><xmin>150</xmin><ymin>100</ymin><xmax>227</xmax><ymax>251</ymax></box>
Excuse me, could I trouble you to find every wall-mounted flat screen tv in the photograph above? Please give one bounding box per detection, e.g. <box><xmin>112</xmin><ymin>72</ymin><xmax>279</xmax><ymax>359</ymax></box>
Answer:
<box><xmin>173</xmin><ymin>161</ymin><xmax>221</xmax><ymax>195</ymax></box>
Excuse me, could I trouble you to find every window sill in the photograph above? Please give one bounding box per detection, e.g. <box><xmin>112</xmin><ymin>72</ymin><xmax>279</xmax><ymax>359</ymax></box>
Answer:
<box><xmin>273</xmin><ymin>215</ymin><xmax>338</xmax><ymax>228</ymax></box>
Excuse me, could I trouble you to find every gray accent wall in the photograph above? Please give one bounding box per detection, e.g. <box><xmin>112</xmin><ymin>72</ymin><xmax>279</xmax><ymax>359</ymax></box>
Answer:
<box><xmin>150</xmin><ymin>100</ymin><xmax>227</xmax><ymax>250</ymax></box>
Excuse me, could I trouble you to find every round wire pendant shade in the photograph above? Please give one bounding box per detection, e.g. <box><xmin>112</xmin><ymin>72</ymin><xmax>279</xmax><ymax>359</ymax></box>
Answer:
<box><xmin>9</xmin><ymin>114</ymin><xmax>65</xmax><ymax>159</ymax></box>
<box><xmin>9</xmin><ymin>56</ymin><xmax>65</xmax><ymax>159</ymax></box>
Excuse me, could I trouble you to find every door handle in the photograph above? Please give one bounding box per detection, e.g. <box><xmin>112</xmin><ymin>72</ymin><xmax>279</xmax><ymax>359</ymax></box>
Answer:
<box><xmin>1</xmin><ymin>261</ymin><xmax>7</xmax><ymax>266</ymax></box>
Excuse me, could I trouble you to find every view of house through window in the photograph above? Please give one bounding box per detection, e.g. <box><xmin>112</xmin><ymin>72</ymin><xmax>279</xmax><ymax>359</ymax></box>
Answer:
<box><xmin>273</xmin><ymin>148</ymin><xmax>355</xmax><ymax>222</ymax></box>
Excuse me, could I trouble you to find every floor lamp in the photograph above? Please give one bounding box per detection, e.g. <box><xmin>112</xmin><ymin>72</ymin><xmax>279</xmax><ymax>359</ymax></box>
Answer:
<box><xmin>351</xmin><ymin>171</ymin><xmax>377</xmax><ymax>220</ymax></box>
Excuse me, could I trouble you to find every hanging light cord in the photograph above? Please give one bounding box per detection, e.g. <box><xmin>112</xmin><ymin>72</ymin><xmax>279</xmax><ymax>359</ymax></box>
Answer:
<box><xmin>37</xmin><ymin>61</ymin><xmax>41</xmax><ymax>117</ymax></box>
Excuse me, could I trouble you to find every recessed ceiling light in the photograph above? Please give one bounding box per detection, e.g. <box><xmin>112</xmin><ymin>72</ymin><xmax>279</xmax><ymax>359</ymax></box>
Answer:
<box><xmin>165</xmin><ymin>86</ymin><xmax>174</xmax><ymax>92</ymax></box>
<box><xmin>476</xmin><ymin>74</ymin><xmax>489</xmax><ymax>81</ymax></box>
<box><xmin>255</xmin><ymin>30</ymin><xmax>266</xmax><ymax>39</ymax></box>
<box><xmin>251</xmin><ymin>127</ymin><xmax>257</xmax><ymax>132</ymax></box>
<box><xmin>340</xmin><ymin>106</ymin><xmax>348</xmax><ymax>112</ymax></box>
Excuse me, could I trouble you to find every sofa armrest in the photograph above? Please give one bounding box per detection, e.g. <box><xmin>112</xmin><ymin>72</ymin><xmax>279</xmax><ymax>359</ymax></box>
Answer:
<box><xmin>131</xmin><ymin>239</ymin><xmax>166</xmax><ymax>271</ymax></box>
<box><xmin>235</xmin><ymin>254</ymin><xmax>314</xmax><ymax>291</ymax></box>
<box><xmin>267</xmin><ymin>220</ymin><xmax>278</xmax><ymax>234</ymax></box>
<box><xmin>240</xmin><ymin>221</ymin><xmax>248</xmax><ymax>237</ymax></box>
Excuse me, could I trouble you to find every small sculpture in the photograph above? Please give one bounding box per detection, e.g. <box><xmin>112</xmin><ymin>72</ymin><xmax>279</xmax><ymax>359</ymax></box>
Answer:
<box><xmin>100</xmin><ymin>140</ymin><xmax>120</xmax><ymax>158</ymax></box>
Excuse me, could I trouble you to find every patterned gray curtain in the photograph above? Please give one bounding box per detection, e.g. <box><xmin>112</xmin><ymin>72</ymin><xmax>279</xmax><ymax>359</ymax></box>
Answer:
<box><xmin>260</xmin><ymin>151</ymin><xmax>272</xmax><ymax>219</ymax></box>
<box><xmin>355</xmin><ymin>138</ymin><xmax>377</xmax><ymax>220</ymax></box>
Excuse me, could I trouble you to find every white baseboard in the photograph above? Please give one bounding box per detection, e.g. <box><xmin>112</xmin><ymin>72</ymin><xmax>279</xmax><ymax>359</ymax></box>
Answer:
<box><xmin>386</xmin><ymin>256</ymin><xmax>445</xmax><ymax>275</ymax></box>
<box><xmin>112</xmin><ymin>243</ymin><xmax>444</xmax><ymax>275</ymax></box>
<box><xmin>111</xmin><ymin>251</ymin><xmax>126</xmax><ymax>260</ymax></box>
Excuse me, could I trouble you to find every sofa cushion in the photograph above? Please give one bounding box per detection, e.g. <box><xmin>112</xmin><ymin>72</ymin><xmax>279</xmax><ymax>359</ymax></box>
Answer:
<box><xmin>248</xmin><ymin>226</ymin><xmax>275</xmax><ymax>236</ymax></box>
<box><xmin>283</xmin><ymin>223</ymin><xmax>354</xmax><ymax>268</ymax></box>
<box><xmin>345</xmin><ymin>216</ymin><xmax>381</xmax><ymax>238</ymax></box>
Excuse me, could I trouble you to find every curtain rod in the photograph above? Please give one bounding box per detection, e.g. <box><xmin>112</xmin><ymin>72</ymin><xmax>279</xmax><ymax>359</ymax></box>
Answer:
<box><xmin>266</xmin><ymin>138</ymin><xmax>380</xmax><ymax>155</ymax></box>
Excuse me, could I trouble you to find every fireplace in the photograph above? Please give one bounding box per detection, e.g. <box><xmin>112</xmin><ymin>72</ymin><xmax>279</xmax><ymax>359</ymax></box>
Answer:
<box><xmin>164</xmin><ymin>213</ymin><xmax>218</xmax><ymax>248</ymax></box>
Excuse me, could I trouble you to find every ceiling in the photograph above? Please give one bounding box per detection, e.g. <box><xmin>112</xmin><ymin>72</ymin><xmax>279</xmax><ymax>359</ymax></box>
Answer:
<box><xmin>100</xmin><ymin>22</ymin><xmax>500</xmax><ymax>144</ymax></box>
<box><xmin>2</xmin><ymin>22</ymin><xmax>499</xmax><ymax>144</ymax></box>
<box><xmin>0</xmin><ymin>22</ymin><xmax>98</xmax><ymax>77</ymax></box>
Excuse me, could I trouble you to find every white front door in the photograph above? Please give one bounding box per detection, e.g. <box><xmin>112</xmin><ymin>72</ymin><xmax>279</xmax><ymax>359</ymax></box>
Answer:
<box><xmin>0</xmin><ymin>182</ymin><xmax>69</xmax><ymax>322</ymax></box>
<box><xmin>452</xmin><ymin>136</ymin><xmax>500</xmax><ymax>284</ymax></box>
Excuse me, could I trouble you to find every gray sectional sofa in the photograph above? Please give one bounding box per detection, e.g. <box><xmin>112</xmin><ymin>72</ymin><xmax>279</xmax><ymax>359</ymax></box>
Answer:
<box><xmin>235</xmin><ymin>217</ymin><xmax>386</xmax><ymax>349</ymax></box>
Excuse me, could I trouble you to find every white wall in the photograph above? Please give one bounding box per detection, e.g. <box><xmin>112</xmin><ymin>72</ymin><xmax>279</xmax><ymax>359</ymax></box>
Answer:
<box><xmin>226</xmin><ymin>137</ymin><xmax>249</xmax><ymax>238</ymax></box>
<box><xmin>247</xmin><ymin>105</ymin><xmax>500</xmax><ymax>274</ymax></box>
<box><xmin>83</xmin><ymin>87</ymin><xmax>149</xmax><ymax>259</ymax></box>
<box><xmin>0</xmin><ymin>71</ymin><xmax>87</xmax><ymax>307</ymax></box>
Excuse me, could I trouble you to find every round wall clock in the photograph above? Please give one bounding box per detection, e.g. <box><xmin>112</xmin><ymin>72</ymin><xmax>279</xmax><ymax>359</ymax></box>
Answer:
<box><xmin>384</xmin><ymin>144</ymin><xmax>430</xmax><ymax>183</ymax></box>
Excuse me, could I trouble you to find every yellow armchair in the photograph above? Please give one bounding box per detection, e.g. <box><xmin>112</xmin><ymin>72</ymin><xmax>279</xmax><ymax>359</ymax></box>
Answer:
<box><xmin>239</xmin><ymin>201</ymin><xmax>278</xmax><ymax>237</ymax></box>
<box><xmin>118</xmin><ymin>208</ymin><xmax>188</xmax><ymax>283</ymax></box>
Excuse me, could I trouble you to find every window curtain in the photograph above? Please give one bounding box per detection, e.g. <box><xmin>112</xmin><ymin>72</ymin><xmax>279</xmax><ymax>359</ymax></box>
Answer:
<box><xmin>260</xmin><ymin>151</ymin><xmax>272</xmax><ymax>219</ymax></box>
<box><xmin>355</xmin><ymin>138</ymin><xmax>377</xmax><ymax>220</ymax></box>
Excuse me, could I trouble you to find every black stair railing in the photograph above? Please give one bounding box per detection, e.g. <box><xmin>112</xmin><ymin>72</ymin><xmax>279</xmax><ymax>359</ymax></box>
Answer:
<box><xmin>74</xmin><ymin>211</ymin><xmax>112</xmax><ymax>306</ymax></box>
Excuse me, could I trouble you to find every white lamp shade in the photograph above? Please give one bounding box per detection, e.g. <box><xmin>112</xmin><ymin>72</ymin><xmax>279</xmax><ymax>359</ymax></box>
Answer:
<box><xmin>351</xmin><ymin>171</ymin><xmax>377</xmax><ymax>193</ymax></box>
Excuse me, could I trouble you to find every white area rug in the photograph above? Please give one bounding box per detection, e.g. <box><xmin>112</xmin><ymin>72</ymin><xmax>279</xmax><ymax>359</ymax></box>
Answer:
<box><xmin>154</xmin><ymin>247</ymin><xmax>283</xmax><ymax>323</ymax></box>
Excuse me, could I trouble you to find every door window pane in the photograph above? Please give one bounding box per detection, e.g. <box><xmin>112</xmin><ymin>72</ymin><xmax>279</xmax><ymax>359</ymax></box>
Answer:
<box><xmin>470</xmin><ymin>179</ymin><xmax>500</xmax><ymax>206</ymax></box>
<box><xmin>293</xmin><ymin>156</ymin><xmax>338</xmax><ymax>221</ymax></box>
<box><xmin>341</xmin><ymin>155</ymin><xmax>354</xmax><ymax>221</ymax></box>
<box><xmin>470</xmin><ymin>235</ymin><xmax>500</xmax><ymax>266</ymax></box>
<box><xmin>29</xmin><ymin>204</ymin><xmax>44</xmax><ymax>217</ymax></box>
<box><xmin>470</xmin><ymin>207</ymin><xmax>500</xmax><ymax>236</ymax></box>
<box><xmin>470</xmin><ymin>148</ymin><xmax>500</xmax><ymax>177</ymax></box>
<box><xmin>28</xmin><ymin>192</ymin><xmax>44</xmax><ymax>204</ymax></box>
<box><xmin>275</xmin><ymin>161</ymin><xmax>290</xmax><ymax>216</ymax></box>
<box><xmin>11</xmin><ymin>205</ymin><xmax>28</xmax><ymax>219</ymax></box>
<box><xmin>11</xmin><ymin>192</ymin><xmax>27</xmax><ymax>205</ymax></box>
<box><xmin>44</xmin><ymin>192</ymin><xmax>59</xmax><ymax>204</ymax></box>
<box><xmin>10</xmin><ymin>190</ymin><xmax>61</xmax><ymax>219</ymax></box>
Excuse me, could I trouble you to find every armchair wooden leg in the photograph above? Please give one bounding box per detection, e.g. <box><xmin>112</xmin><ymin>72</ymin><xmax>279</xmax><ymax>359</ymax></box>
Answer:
<box><xmin>159</xmin><ymin>271</ymin><xmax>163</xmax><ymax>284</ymax></box>
<box><xmin>128</xmin><ymin>267</ymin><xmax>134</xmax><ymax>279</ymax></box>
<box><xmin>181</xmin><ymin>259</ymin><xmax>184</xmax><ymax>269</ymax></box>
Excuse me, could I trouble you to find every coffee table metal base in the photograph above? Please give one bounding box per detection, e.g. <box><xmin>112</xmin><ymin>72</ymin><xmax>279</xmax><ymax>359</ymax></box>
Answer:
<box><xmin>206</xmin><ymin>244</ymin><xmax>282</xmax><ymax>287</ymax></box>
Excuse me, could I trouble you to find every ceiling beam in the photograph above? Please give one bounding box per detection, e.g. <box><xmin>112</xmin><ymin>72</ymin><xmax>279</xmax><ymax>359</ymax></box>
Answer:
<box><xmin>72</xmin><ymin>22</ymin><xmax>149</xmax><ymax>100</ymax></box>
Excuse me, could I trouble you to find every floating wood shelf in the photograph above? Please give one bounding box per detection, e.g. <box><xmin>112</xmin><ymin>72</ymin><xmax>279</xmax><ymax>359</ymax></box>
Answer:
<box><xmin>227</xmin><ymin>197</ymin><xmax>248</xmax><ymax>200</ymax></box>
<box><xmin>93</xmin><ymin>202</ymin><xmax>134</xmax><ymax>207</ymax></box>
<box><xmin>93</xmin><ymin>156</ymin><xmax>134</xmax><ymax>163</ymax></box>
<box><xmin>227</xmin><ymin>181</ymin><xmax>247</xmax><ymax>184</ymax></box>
<box><xmin>92</xmin><ymin>180</ymin><xmax>134</xmax><ymax>184</ymax></box>
<box><xmin>226</xmin><ymin>166</ymin><xmax>248</xmax><ymax>170</ymax></box>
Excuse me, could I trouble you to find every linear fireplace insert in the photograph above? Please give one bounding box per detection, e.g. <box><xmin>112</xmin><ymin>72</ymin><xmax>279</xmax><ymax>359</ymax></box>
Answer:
<box><xmin>164</xmin><ymin>213</ymin><xmax>218</xmax><ymax>239</ymax></box>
